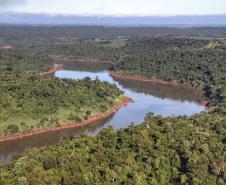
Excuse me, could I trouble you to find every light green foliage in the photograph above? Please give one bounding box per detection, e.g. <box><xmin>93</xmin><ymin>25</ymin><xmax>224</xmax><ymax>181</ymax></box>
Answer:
<box><xmin>98</xmin><ymin>38</ymin><xmax>127</xmax><ymax>49</ymax></box>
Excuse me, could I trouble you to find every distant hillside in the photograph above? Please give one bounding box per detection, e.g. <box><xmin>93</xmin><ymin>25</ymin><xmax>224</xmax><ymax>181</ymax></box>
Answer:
<box><xmin>0</xmin><ymin>25</ymin><xmax>226</xmax><ymax>41</ymax></box>
<box><xmin>0</xmin><ymin>13</ymin><xmax>226</xmax><ymax>26</ymax></box>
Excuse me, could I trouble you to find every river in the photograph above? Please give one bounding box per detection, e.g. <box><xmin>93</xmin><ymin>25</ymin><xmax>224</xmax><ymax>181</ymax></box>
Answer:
<box><xmin>0</xmin><ymin>63</ymin><xmax>205</xmax><ymax>163</ymax></box>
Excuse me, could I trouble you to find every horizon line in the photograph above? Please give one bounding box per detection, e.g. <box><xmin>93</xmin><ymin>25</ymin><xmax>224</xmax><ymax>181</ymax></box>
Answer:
<box><xmin>1</xmin><ymin>12</ymin><xmax>226</xmax><ymax>18</ymax></box>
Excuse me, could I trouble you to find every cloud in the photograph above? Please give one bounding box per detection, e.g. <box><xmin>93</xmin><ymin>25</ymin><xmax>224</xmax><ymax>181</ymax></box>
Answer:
<box><xmin>1</xmin><ymin>0</ymin><xmax>226</xmax><ymax>16</ymax></box>
<box><xmin>0</xmin><ymin>0</ymin><xmax>26</xmax><ymax>8</ymax></box>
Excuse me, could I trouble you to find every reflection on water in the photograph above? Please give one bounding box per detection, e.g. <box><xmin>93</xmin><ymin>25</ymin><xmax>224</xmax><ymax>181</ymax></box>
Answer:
<box><xmin>55</xmin><ymin>70</ymin><xmax>205</xmax><ymax>128</ymax></box>
<box><xmin>0</xmin><ymin>64</ymin><xmax>205</xmax><ymax>163</ymax></box>
<box><xmin>113</xmin><ymin>77</ymin><xmax>204</xmax><ymax>104</ymax></box>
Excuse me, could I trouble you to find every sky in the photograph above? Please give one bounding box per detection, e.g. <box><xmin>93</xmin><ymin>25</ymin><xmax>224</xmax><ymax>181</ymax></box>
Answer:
<box><xmin>0</xmin><ymin>0</ymin><xmax>226</xmax><ymax>16</ymax></box>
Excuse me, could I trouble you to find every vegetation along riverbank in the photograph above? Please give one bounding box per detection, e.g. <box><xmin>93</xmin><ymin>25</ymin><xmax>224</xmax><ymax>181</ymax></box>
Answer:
<box><xmin>0</xmin><ymin>27</ymin><xmax>225</xmax><ymax>184</ymax></box>
<box><xmin>0</xmin><ymin>48</ymin><xmax>125</xmax><ymax>138</ymax></box>
<box><xmin>0</xmin><ymin>96</ymin><xmax>133</xmax><ymax>143</ymax></box>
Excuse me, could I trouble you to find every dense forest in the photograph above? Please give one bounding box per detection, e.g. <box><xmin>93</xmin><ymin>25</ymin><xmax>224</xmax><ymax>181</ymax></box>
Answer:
<box><xmin>0</xmin><ymin>49</ymin><xmax>122</xmax><ymax>136</ymax></box>
<box><xmin>0</xmin><ymin>27</ymin><xmax>226</xmax><ymax>184</ymax></box>
<box><xmin>0</xmin><ymin>26</ymin><xmax>226</xmax><ymax>41</ymax></box>
<box><xmin>112</xmin><ymin>37</ymin><xmax>226</xmax><ymax>114</ymax></box>
<box><xmin>0</xmin><ymin>113</ymin><xmax>225</xmax><ymax>185</ymax></box>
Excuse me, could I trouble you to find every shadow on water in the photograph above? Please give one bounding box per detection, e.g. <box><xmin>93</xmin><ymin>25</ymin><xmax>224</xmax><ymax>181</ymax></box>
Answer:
<box><xmin>0</xmin><ymin>63</ymin><xmax>205</xmax><ymax>163</ymax></box>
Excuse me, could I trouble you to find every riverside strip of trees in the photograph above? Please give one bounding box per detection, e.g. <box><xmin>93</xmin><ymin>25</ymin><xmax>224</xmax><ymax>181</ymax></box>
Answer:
<box><xmin>0</xmin><ymin>27</ymin><xmax>225</xmax><ymax>184</ymax></box>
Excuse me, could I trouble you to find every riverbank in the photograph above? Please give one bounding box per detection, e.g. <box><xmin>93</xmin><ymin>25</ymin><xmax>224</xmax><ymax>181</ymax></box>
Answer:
<box><xmin>110</xmin><ymin>71</ymin><xmax>203</xmax><ymax>92</ymax></box>
<box><xmin>40</xmin><ymin>62</ymin><xmax>208</xmax><ymax>105</ymax></box>
<box><xmin>39</xmin><ymin>64</ymin><xmax>64</xmax><ymax>76</ymax></box>
<box><xmin>0</xmin><ymin>96</ymin><xmax>133</xmax><ymax>143</ymax></box>
<box><xmin>109</xmin><ymin>71</ymin><xmax>209</xmax><ymax>109</ymax></box>
<box><xmin>40</xmin><ymin>64</ymin><xmax>208</xmax><ymax>109</ymax></box>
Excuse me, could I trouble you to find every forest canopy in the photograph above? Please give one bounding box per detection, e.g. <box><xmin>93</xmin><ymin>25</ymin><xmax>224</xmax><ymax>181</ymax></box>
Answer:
<box><xmin>0</xmin><ymin>49</ymin><xmax>122</xmax><ymax>136</ymax></box>
<box><xmin>0</xmin><ymin>26</ymin><xmax>225</xmax><ymax>185</ymax></box>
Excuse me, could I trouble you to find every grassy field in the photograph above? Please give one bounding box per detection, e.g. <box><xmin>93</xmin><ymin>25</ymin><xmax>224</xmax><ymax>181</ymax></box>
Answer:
<box><xmin>205</xmin><ymin>40</ymin><xmax>221</xmax><ymax>49</ymax></box>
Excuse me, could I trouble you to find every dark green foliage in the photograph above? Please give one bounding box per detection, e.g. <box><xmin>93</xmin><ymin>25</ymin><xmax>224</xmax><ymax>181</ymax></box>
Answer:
<box><xmin>0</xmin><ymin>48</ymin><xmax>122</xmax><ymax>136</ymax></box>
<box><xmin>0</xmin><ymin>27</ymin><xmax>226</xmax><ymax>185</ymax></box>
<box><xmin>112</xmin><ymin>37</ymin><xmax>226</xmax><ymax>114</ymax></box>
<box><xmin>6</xmin><ymin>124</ymin><xmax>19</xmax><ymax>134</ymax></box>
<box><xmin>0</xmin><ymin>26</ymin><xmax>226</xmax><ymax>42</ymax></box>
<box><xmin>0</xmin><ymin>114</ymin><xmax>225</xmax><ymax>185</ymax></box>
